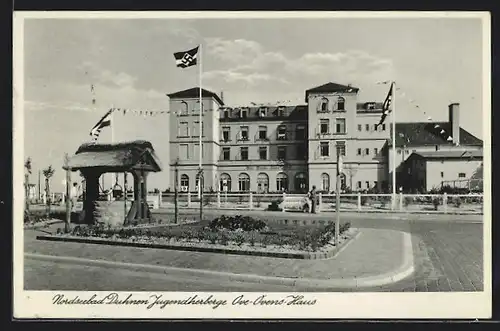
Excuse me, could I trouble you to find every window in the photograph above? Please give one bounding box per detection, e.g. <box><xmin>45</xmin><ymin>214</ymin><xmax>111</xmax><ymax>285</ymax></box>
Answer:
<box><xmin>219</xmin><ymin>173</ymin><xmax>231</xmax><ymax>192</ymax></box>
<box><xmin>357</xmin><ymin>148</ymin><xmax>362</xmax><ymax>156</ymax></box>
<box><xmin>336</xmin><ymin>118</ymin><xmax>346</xmax><ymax>134</ymax></box>
<box><xmin>441</xmin><ymin>172</ymin><xmax>444</xmax><ymax>178</ymax></box>
<box><xmin>259</xmin><ymin>107</ymin><xmax>267</xmax><ymax>117</ymax></box>
<box><xmin>180</xmin><ymin>174</ymin><xmax>189</xmax><ymax>191</ymax></box>
<box><xmin>320</xmin><ymin>142</ymin><xmax>329</xmax><ymax>157</ymax></box>
<box><xmin>373</xmin><ymin>124</ymin><xmax>378</xmax><ymax>131</ymax></box>
<box><xmin>294</xmin><ymin>173</ymin><xmax>307</xmax><ymax>192</ymax></box>
<box><xmin>320</xmin><ymin>119</ymin><xmax>329</xmax><ymax>134</ymax></box>
<box><xmin>365</xmin><ymin>124</ymin><xmax>370</xmax><ymax>131</ymax></box>
<box><xmin>240</xmin><ymin>147</ymin><xmax>249</xmax><ymax>161</ymax></box>
<box><xmin>193</xmin><ymin>121</ymin><xmax>203</xmax><ymax>137</ymax></box>
<box><xmin>296</xmin><ymin>124</ymin><xmax>306</xmax><ymax>140</ymax></box>
<box><xmin>340</xmin><ymin>174</ymin><xmax>347</xmax><ymax>191</ymax></box>
<box><xmin>238</xmin><ymin>173</ymin><xmax>250</xmax><ymax>191</ymax></box>
<box><xmin>239</xmin><ymin>126</ymin><xmax>249</xmax><ymax>140</ymax></box>
<box><xmin>193</xmin><ymin>143</ymin><xmax>203</xmax><ymax>159</ymax></box>
<box><xmin>374</xmin><ymin>181</ymin><xmax>378</xmax><ymax>189</ymax></box>
<box><xmin>406</xmin><ymin>150</ymin><xmax>409</xmax><ymax>154</ymax></box>
<box><xmin>365</xmin><ymin>148</ymin><xmax>370</xmax><ymax>156</ymax></box>
<box><xmin>367</xmin><ymin>103</ymin><xmax>375</xmax><ymax>110</ymax></box>
<box><xmin>435</xmin><ymin>145</ymin><xmax>440</xmax><ymax>151</ymax></box>
<box><xmin>320</xmin><ymin>98</ymin><xmax>329</xmax><ymax>112</ymax></box>
<box><xmin>382</xmin><ymin>124</ymin><xmax>386</xmax><ymax>131</ymax></box>
<box><xmin>278</xmin><ymin>106</ymin><xmax>285</xmax><ymax>117</ymax></box>
<box><xmin>240</xmin><ymin>108</ymin><xmax>248</xmax><ymax>119</ymax></box>
<box><xmin>277</xmin><ymin>125</ymin><xmax>287</xmax><ymax>140</ymax></box>
<box><xmin>180</xmin><ymin>102</ymin><xmax>188</xmax><ymax>116</ymax></box>
<box><xmin>357</xmin><ymin>181</ymin><xmax>362</xmax><ymax>190</ymax></box>
<box><xmin>179</xmin><ymin>144</ymin><xmax>189</xmax><ymax>159</ymax></box>
<box><xmin>336</xmin><ymin>141</ymin><xmax>346</xmax><ymax>156</ymax></box>
<box><xmin>321</xmin><ymin>173</ymin><xmax>330</xmax><ymax>192</ymax></box>
<box><xmin>458</xmin><ymin>173</ymin><xmax>466</xmax><ymax>178</ymax></box>
<box><xmin>223</xmin><ymin>109</ymin><xmax>229</xmax><ymax>119</ymax></box>
<box><xmin>397</xmin><ymin>149</ymin><xmax>402</xmax><ymax>155</ymax></box>
<box><xmin>358</xmin><ymin>124</ymin><xmax>362</xmax><ymax>131</ymax></box>
<box><xmin>222</xmin><ymin>147</ymin><xmax>230</xmax><ymax>161</ymax></box>
<box><xmin>337</xmin><ymin>97</ymin><xmax>345</xmax><ymax>111</ymax></box>
<box><xmin>222</xmin><ymin>126</ymin><xmax>230</xmax><ymax>141</ymax></box>
<box><xmin>276</xmin><ymin>172</ymin><xmax>288</xmax><ymax>192</ymax></box>
<box><xmin>412</xmin><ymin>149</ymin><xmax>416</xmax><ymax>153</ymax></box>
<box><xmin>258</xmin><ymin>126</ymin><xmax>267</xmax><ymax>140</ymax></box>
<box><xmin>366</xmin><ymin>181</ymin><xmax>370</xmax><ymax>189</ymax></box>
<box><xmin>179</xmin><ymin>122</ymin><xmax>189</xmax><ymax>137</ymax></box>
<box><xmin>195</xmin><ymin>173</ymin><xmax>202</xmax><ymax>191</ymax></box>
<box><xmin>259</xmin><ymin>146</ymin><xmax>267</xmax><ymax>160</ymax></box>
<box><xmin>278</xmin><ymin>146</ymin><xmax>287</xmax><ymax>160</ymax></box>
<box><xmin>257</xmin><ymin>173</ymin><xmax>269</xmax><ymax>193</ymax></box>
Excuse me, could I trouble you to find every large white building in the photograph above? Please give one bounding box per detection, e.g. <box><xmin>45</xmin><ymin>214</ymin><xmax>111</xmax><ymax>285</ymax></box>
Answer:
<box><xmin>167</xmin><ymin>82</ymin><xmax>483</xmax><ymax>193</ymax></box>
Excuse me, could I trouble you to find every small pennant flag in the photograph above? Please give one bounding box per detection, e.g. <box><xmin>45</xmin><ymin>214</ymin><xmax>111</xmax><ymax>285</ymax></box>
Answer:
<box><xmin>90</xmin><ymin>108</ymin><xmax>114</xmax><ymax>142</ymax></box>
<box><xmin>174</xmin><ymin>46</ymin><xmax>199</xmax><ymax>68</ymax></box>
<box><xmin>376</xmin><ymin>82</ymin><xmax>394</xmax><ymax>128</ymax></box>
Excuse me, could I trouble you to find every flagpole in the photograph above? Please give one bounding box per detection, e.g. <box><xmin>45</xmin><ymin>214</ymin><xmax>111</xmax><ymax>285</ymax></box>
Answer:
<box><xmin>392</xmin><ymin>81</ymin><xmax>397</xmax><ymax>210</ymax></box>
<box><xmin>198</xmin><ymin>43</ymin><xmax>203</xmax><ymax>220</ymax></box>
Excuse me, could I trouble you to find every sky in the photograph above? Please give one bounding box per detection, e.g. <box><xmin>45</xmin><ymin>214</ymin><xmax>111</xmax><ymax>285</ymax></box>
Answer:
<box><xmin>22</xmin><ymin>15</ymin><xmax>486</xmax><ymax>191</ymax></box>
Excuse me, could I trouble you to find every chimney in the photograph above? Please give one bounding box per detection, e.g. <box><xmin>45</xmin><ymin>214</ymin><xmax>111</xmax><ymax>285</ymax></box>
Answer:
<box><xmin>448</xmin><ymin>103</ymin><xmax>460</xmax><ymax>146</ymax></box>
<box><xmin>220</xmin><ymin>91</ymin><xmax>224</xmax><ymax>103</ymax></box>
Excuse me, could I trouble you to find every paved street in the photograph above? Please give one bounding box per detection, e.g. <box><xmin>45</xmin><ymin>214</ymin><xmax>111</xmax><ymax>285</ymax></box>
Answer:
<box><xmin>23</xmin><ymin>211</ymin><xmax>483</xmax><ymax>292</ymax></box>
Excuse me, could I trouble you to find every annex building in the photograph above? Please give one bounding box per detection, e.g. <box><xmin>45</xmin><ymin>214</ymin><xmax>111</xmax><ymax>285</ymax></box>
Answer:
<box><xmin>167</xmin><ymin>82</ymin><xmax>483</xmax><ymax>194</ymax></box>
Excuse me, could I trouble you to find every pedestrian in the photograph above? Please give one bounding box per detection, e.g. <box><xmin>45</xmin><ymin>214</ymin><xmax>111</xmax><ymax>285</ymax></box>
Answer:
<box><xmin>70</xmin><ymin>182</ymin><xmax>79</xmax><ymax>212</ymax></box>
<box><xmin>308</xmin><ymin>185</ymin><xmax>317</xmax><ymax>214</ymax></box>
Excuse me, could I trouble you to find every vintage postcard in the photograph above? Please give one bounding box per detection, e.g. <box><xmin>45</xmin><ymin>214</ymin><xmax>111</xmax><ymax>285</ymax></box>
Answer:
<box><xmin>13</xmin><ymin>11</ymin><xmax>491</xmax><ymax>319</ymax></box>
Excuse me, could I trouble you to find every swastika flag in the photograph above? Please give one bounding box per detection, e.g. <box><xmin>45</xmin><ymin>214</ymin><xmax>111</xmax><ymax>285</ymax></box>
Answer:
<box><xmin>174</xmin><ymin>46</ymin><xmax>199</xmax><ymax>68</ymax></box>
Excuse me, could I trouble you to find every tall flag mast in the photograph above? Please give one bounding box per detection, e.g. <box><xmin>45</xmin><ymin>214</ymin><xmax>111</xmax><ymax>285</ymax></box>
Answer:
<box><xmin>376</xmin><ymin>81</ymin><xmax>396</xmax><ymax>208</ymax></box>
<box><xmin>174</xmin><ymin>45</ymin><xmax>203</xmax><ymax>202</ymax></box>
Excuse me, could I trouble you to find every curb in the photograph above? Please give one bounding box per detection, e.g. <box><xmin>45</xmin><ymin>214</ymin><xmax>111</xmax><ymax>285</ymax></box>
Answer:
<box><xmin>27</xmin><ymin>231</ymin><xmax>413</xmax><ymax>289</ymax></box>
<box><xmin>35</xmin><ymin>229</ymin><xmax>359</xmax><ymax>260</ymax></box>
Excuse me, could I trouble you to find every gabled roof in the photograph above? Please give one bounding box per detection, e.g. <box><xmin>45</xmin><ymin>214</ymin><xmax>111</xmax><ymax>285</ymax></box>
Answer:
<box><xmin>413</xmin><ymin>150</ymin><xmax>483</xmax><ymax>160</ymax></box>
<box><xmin>65</xmin><ymin>140</ymin><xmax>162</xmax><ymax>172</ymax></box>
<box><xmin>390</xmin><ymin>122</ymin><xmax>483</xmax><ymax>147</ymax></box>
<box><xmin>167</xmin><ymin>87</ymin><xmax>224</xmax><ymax>105</ymax></box>
<box><xmin>305</xmin><ymin>82</ymin><xmax>359</xmax><ymax>102</ymax></box>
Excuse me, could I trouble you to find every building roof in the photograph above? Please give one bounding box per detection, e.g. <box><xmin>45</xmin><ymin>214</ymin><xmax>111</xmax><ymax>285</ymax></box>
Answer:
<box><xmin>65</xmin><ymin>140</ymin><xmax>162</xmax><ymax>172</ymax></box>
<box><xmin>219</xmin><ymin>105</ymin><xmax>308</xmax><ymax>122</ymax></box>
<box><xmin>167</xmin><ymin>87</ymin><xmax>224</xmax><ymax>106</ymax></box>
<box><xmin>305</xmin><ymin>82</ymin><xmax>359</xmax><ymax>102</ymax></box>
<box><xmin>390</xmin><ymin>122</ymin><xmax>483</xmax><ymax>147</ymax></box>
<box><xmin>413</xmin><ymin>150</ymin><xmax>483</xmax><ymax>160</ymax></box>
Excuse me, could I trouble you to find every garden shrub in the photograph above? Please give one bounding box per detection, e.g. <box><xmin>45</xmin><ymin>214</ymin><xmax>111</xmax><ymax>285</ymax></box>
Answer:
<box><xmin>209</xmin><ymin>215</ymin><xmax>267</xmax><ymax>232</ymax></box>
<box><xmin>267</xmin><ymin>200</ymin><xmax>282</xmax><ymax>211</ymax></box>
<box><xmin>233</xmin><ymin>232</ymin><xmax>245</xmax><ymax>246</ymax></box>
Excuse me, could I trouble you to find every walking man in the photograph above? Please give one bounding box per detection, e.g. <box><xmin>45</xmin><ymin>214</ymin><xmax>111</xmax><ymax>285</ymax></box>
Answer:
<box><xmin>70</xmin><ymin>182</ymin><xmax>79</xmax><ymax>212</ymax></box>
<box><xmin>308</xmin><ymin>185</ymin><xmax>317</xmax><ymax>214</ymax></box>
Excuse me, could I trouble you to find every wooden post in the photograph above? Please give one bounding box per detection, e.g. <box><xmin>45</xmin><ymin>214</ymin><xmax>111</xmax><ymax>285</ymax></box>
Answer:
<box><xmin>64</xmin><ymin>153</ymin><xmax>71</xmax><ymax>233</ymax></box>
<box><xmin>174</xmin><ymin>162</ymin><xmax>179</xmax><ymax>224</ymax></box>
<box><xmin>199</xmin><ymin>170</ymin><xmax>204</xmax><ymax>222</ymax></box>
<box><xmin>335</xmin><ymin>172</ymin><xmax>341</xmax><ymax>247</ymax></box>
<box><xmin>124</xmin><ymin>172</ymin><xmax>128</xmax><ymax>221</ymax></box>
<box><xmin>357</xmin><ymin>192</ymin><xmax>361</xmax><ymax>211</ymax></box>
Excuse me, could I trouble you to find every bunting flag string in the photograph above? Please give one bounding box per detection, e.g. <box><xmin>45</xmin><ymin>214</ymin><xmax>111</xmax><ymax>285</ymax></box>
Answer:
<box><xmin>393</xmin><ymin>85</ymin><xmax>454</xmax><ymax>142</ymax></box>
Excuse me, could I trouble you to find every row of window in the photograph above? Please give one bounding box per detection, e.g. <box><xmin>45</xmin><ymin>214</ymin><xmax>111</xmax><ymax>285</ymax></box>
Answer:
<box><xmin>318</xmin><ymin>118</ymin><xmax>346</xmax><ymax>135</ymax></box>
<box><xmin>221</xmin><ymin>125</ymin><xmax>306</xmax><ymax>142</ymax></box>
<box><xmin>178</xmin><ymin>121</ymin><xmax>204</xmax><ymax>137</ymax></box>
<box><xmin>319</xmin><ymin>141</ymin><xmax>346</xmax><ymax>157</ymax></box>
<box><xmin>178</xmin><ymin>172</ymin><xmax>385</xmax><ymax>193</ymax></box>
<box><xmin>222</xmin><ymin>107</ymin><xmax>287</xmax><ymax>119</ymax></box>
<box><xmin>440</xmin><ymin>172</ymin><xmax>467</xmax><ymax>178</ymax></box>
<box><xmin>221</xmin><ymin>145</ymin><xmax>307</xmax><ymax>161</ymax></box>
<box><xmin>318</xmin><ymin>97</ymin><xmax>346</xmax><ymax>112</ymax></box>
<box><xmin>179</xmin><ymin>172</ymin><xmax>307</xmax><ymax>192</ymax></box>
<box><xmin>357</xmin><ymin>123</ymin><xmax>386</xmax><ymax>132</ymax></box>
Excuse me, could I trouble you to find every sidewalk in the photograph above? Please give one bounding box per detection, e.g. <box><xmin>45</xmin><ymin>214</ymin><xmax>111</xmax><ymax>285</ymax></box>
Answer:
<box><xmin>26</xmin><ymin>225</ymin><xmax>413</xmax><ymax>289</ymax></box>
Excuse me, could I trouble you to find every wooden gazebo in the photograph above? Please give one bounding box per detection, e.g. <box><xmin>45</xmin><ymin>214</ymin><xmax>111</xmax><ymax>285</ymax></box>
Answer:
<box><xmin>64</xmin><ymin>140</ymin><xmax>162</xmax><ymax>225</ymax></box>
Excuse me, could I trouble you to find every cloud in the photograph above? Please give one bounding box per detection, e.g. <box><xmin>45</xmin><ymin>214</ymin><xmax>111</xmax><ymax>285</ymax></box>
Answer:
<box><xmin>202</xmin><ymin>38</ymin><xmax>395</xmax><ymax>90</ymax></box>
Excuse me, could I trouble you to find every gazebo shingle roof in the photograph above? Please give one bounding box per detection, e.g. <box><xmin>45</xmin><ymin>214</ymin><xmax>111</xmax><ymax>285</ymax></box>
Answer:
<box><xmin>65</xmin><ymin>140</ymin><xmax>162</xmax><ymax>171</ymax></box>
